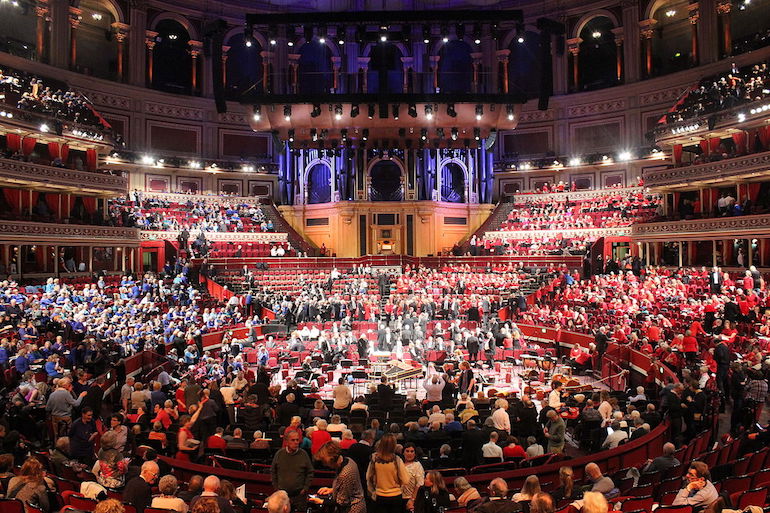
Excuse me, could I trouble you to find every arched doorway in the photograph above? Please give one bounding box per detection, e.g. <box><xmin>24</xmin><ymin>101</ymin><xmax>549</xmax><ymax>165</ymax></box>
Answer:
<box><xmin>438</xmin><ymin>40</ymin><xmax>473</xmax><ymax>93</ymax></box>
<box><xmin>225</xmin><ymin>33</ymin><xmax>263</xmax><ymax>99</ymax></box>
<box><xmin>370</xmin><ymin>161</ymin><xmax>403</xmax><ymax>201</ymax></box>
<box><xmin>152</xmin><ymin>19</ymin><xmax>192</xmax><ymax>95</ymax></box>
<box><xmin>650</xmin><ymin>0</ymin><xmax>692</xmax><ymax>76</ymax></box>
<box><xmin>306</xmin><ymin>163</ymin><xmax>331</xmax><ymax>204</ymax></box>
<box><xmin>578</xmin><ymin>17</ymin><xmax>618</xmax><ymax>91</ymax></box>
<box><xmin>440</xmin><ymin>162</ymin><xmax>466</xmax><ymax>203</ymax></box>
<box><xmin>74</xmin><ymin>0</ymin><xmax>119</xmax><ymax>79</ymax></box>
<box><xmin>298</xmin><ymin>40</ymin><xmax>333</xmax><ymax>94</ymax></box>
<box><xmin>368</xmin><ymin>43</ymin><xmax>403</xmax><ymax>93</ymax></box>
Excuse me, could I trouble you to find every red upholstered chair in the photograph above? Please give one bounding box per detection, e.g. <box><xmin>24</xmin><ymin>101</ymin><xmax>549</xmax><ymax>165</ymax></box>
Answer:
<box><xmin>617</xmin><ymin>495</ymin><xmax>654</xmax><ymax>512</ymax></box>
<box><xmin>655</xmin><ymin>506</ymin><xmax>693</xmax><ymax>513</ymax></box>
<box><xmin>720</xmin><ymin>475</ymin><xmax>752</xmax><ymax>495</ymax></box>
<box><xmin>730</xmin><ymin>488</ymin><xmax>768</xmax><ymax>510</ymax></box>
<box><xmin>0</xmin><ymin>499</ymin><xmax>24</xmax><ymax>513</ymax></box>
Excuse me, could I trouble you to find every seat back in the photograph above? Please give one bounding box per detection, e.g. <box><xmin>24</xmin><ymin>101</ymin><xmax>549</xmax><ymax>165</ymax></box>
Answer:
<box><xmin>0</xmin><ymin>499</ymin><xmax>25</xmax><ymax>513</ymax></box>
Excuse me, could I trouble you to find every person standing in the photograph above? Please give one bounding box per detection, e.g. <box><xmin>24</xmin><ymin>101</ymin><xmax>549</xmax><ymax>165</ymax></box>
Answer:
<box><xmin>270</xmin><ymin>430</ymin><xmax>313</xmax><ymax>512</ymax></box>
<box><xmin>544</xmin><ymin>410</ymin><xmax>566</xmax><ymax>454</ymax></box>
<box><xmin>123</xmin><ymin>461</ymin><xmax>159</xmax><ymax>513</ymax></box>
<box><xmin>366</xmin><ymin>434</ymin><xmax>409</xmax><ymax>513</ymax></box>
<box><xmin>314</xmin><ymin>441</ymin><xmax>366</xmax><ymax>513</ymax></box>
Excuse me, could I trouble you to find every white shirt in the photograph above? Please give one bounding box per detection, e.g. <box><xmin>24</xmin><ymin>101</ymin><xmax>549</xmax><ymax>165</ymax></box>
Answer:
<box><xmin>603</xmin><ymin>429</ymin><xmax>629</xmax><ymax>449</ymax></box>
<box><xmin>548</xmin><ymin>389</ymin><xmax>562</xmax><ymax>409</ymax></box>
<box><xmin>491</xmin><ymin>407</ymin><xmax>511</xmax><ymax>432</ymax></box>
<box><xmin>482</xmin><ymin>441</ymin><xmax>503</xmax><ymax>460</ymax></box>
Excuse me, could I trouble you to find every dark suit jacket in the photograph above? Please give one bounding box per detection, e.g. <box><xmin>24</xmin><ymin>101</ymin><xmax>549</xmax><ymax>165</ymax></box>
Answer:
<box><xmin>346</xmin><ymin>441</ymin><xmax>373</xmax><ymax>486</ymax></box>
<box><xmin>475</xmin><ymin>498</ymin><xmax>522</xmax><ymax>513</ymax></box>
<box><xmin>461</xmin><ymin>428</ymin><xmax>485</xmax><ymax>468</ymax></box>
<box><xmin>122</xmin><ymin>476</ymin><xmax>153</xmax><ymax>513</ymax></box>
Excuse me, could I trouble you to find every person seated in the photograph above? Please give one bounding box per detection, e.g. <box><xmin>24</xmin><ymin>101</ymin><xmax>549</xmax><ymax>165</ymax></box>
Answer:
<box><xmin>206</xmin><ymin>427</ymin><xmax>227</xmax><ymax>450</ymax></box>
<box><xmin>673</xmin><ymin>462</ymin><xmax>718</xmax><ymax>508</ymax></box>
<box><xmin>584</xmin><ymin>462</ymin><xmax>618</xmax><ymax>498</ymax></box>
<box><xmin>602</xmin><ymin>421</ymin><xmax>628</xmax><ymax>449</ymax></box>
<box><xmin>642</xmin><ymin>442</ymin><xmax>680</xmax><ymax>474</ymax></box>
<box><xmin>502</xmin><ymin>436</ymin><xmax>527</xmax><ymax>460</ymax></box>
<box><xmin>475</xmin><ymin>478</ymin><xmax>521</xmax><ymax>513</ymax></box>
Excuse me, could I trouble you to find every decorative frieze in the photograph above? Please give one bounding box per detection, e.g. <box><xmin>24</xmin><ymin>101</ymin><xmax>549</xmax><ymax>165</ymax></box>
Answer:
<box><xmin>0</xmin><ymin>220</ymin><xmax>139</xmax><ymax>243</ymax></box>
<box><xmin>0</xmin><ymin>159</ymin><xmax>128</xmax><ymax>194</ymax></box>
<box><xmin>145</xmin><ymin>102</ymin><xmax>204</xmax><ymax>121</ymax></box>
<box><xmin>567</xmin><ymin>99</ymin><xmax>626</xmax><ymax>118</ymax></box>
<box><xmin>632</xmin><ymin>214</ymin><xmax>770</xmax><ymax>239</ymax></box>
<box><xmin>644</xmin><ymin>152</ymin><xmax>770</xmax><ymax>188</ymax></box>
<box><xmin>140</xmin><ymin>231</ymin><xmax>288</xmax><ymax>242</ymax></box>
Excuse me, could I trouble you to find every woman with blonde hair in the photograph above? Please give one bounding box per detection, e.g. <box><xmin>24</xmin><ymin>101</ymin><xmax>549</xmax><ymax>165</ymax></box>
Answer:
<box><xmin>413</xmin><ymin>471</ymin><xmax>451</xmax><ymax>513</ymax></box>
<box><xmin>513</xmin><ymin>475</ymin><xmax>541</xmax><ymax>502</ymax></box>
<box><xmin>367</xmin><ymin>434</ymin><xmax>410</xmax><ymax>513</ymax></box>
<box><xmin>6</xmin><ymin>458</ymin><xmax>50</xmax><ymax>512</ymax></box>
<box><xmin>554</xmin><ymin>466</ymin><xmax>576</xmax><ymax>502</ymax></box>
<box><xmin>582</xmin><ymin>491</ymin><xmax>608</xmax><ymax>513</ymax></box>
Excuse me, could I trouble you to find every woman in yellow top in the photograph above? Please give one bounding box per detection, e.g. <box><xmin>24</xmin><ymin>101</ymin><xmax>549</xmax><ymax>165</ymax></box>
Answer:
<box><xmin>366</xmin><ymin>433</ymin><xmax>410</xmax><ymax>513</ymax></box>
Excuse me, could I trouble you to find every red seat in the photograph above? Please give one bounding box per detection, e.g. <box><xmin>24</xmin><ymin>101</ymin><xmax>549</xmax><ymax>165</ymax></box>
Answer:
<box><xmin>0</xmin><ymin>499</ymin><xmax>25</xmax><ymax>513</ymax></box>
<box><xmin>731</xmin><ymin>488</ymin><xmax>768</xmax><ymax>510</ymax></box>
<box><xmin>618</xmin><ymin>496</ymin><xmax>654</xmax><ymax>512</ymax></box>
<box><xmin>720</xmin><ymin>475</ymin><xmax>752</xmax><ymax>495</ymax></box>
<box><xmin>656</xmin><ymin>506</ymin><xmax>693</xmax><ymax>513</ymax></box>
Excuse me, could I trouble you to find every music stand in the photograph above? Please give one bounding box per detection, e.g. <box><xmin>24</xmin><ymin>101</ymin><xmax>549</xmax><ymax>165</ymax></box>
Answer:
<box><xmin>351</xmin><ymin>370</ymin><xmax>369</xmax><ymax>396</ymax></box>
<box><xmin>341</xmin><ymin>359</ymin><xmax>354</xmax><ymax>369</ymax></box>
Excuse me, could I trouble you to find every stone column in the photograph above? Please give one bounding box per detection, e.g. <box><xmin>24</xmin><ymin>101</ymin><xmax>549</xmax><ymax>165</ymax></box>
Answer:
<box><xmin>401</xmin><ymin>56</ymin><xmax>414</xmax><ymax>93</ymax></box>
<box><xmin>68</xmin><ymin>7</ymin><xmax>82</xmax><ymax>70</ymax></box>
<box><xmin>639</xmin><ymin>19</ymin><xmax>657</xmax><ymax>78</ymax></box>
<box><xmin>622</xmin><ymin>0</ymin><xmax>641</xmax><ymax>83</ymax></box>
<box><xmin>689</xmin><ymin>4</ymin><xmax>700</xmax><ymax>65</ymax></box>
<box><xmin>567</xmin><ymin>38</ymin><xmax>582</xmax><ymax>91</ymax></box>
<box><xmin>260</xmin><ymin>51</ymin><xmax>274</xmax><ymax>94</ymax></box>
<box><xmin>495</xmin><ymin>50</ymin><xmax>510</xmax><ymax>93</ymax></box>
<box><xmin>127</xmin><ymin>5</ymin><xmax>147</xmax><ymax>87</ymax></box>
<box><xmin>357</xmin><ymin>57</ymin><xmax>370</xmax><ymax>93</ymax></box>
<box><xmin>470</xmin><ymin>52</ymin><xmax>483</xmax><ymax>93</ymax></box>
<box><xmin>221</xmin><ymin>45</ymin><xmax>230</xmax><ymax>89</ymax></box>
<box><xmin>35</xmin><ymin>0</ymin><xmax>49</xmax><ymax>63</ymax></box>
<box><xmin>288</xmin><ymin>54</ymin><xmax>300</xmax><ymax>94</ymax></box>
<box><xmin>716</xmin><ymin>1</ymin><xmax>732</xmax><ymax>57</ymax></box>
<box><xmin>611</xmin><ymin>28</ymin><xmax>624</xmax><ymax>82</ymax></box>
<box><xmin>189</xmin><ymin>40</ymin><xmax>203</xmax><ymax>93</ymax></box>
<box><xmin>429</xmin><ymin>55</ymin><xmax>441</xmax><ymax>92</ymax></box>
<box><xmin>112</xmin><ymin>23</ymin><xmax>130</xmax><ymax>82</ymax></box>
<box><xmin>145</xmin><ymin>31</ymin><xmax>157</xmax><ymax>86</ymax></box>
<box><xmin>331</xmin><ymin>56</ymin><xmax>342</xmax><ymax>92</ymax></box>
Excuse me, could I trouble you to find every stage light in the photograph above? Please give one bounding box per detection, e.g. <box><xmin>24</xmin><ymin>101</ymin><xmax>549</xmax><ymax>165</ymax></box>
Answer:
<box><xmin>368</xmin><ymin>104</ymin><xmax>376</xmax><ymax>119</ymax></box>
<box><xmin>456</xmin><ymin>23</ymin><xmax>465</xmax><ymax>40</ymax></box>
<box><xmin>423</xmin><ymin>24</ymin><xmax>431</xmax><ymax>44</ymax></box>
<box><xmin>474</xmin><ymin>127</ymin><xmax>480</xmax><ymax>141</ymax></box>
<box><xmin>618</xmin><ymin>151</ymin><xmax>632</xmax><ymax>161</ymax></box>
<box><xmin>451</xmin><ymin>127</ymin><xmax>458</xmax><ymax>141</ymax></box>
<box><xmin>408</xmin><ymin>104</ymin><xmax>417</xmax><ymax>118</ymax></box>
<box><xmin>475</xmin><ymin>104</ymin><xmax>483</xmax><ymax>120</ymax></box>
<box><xmin>517</xmin><ymin>35</ymin><xmax>525</xmax><ymax>43</ymax></box>
<box><xmin>362</xmin><ymin>129</ymin><xmax>369</xmax><ymax>141</ymax></box>
<box><xmin>569</xmin><ymin>157</ymin><xmax>581</xmax><ymax>166</ymax></box>
<box><xmin>287</xmin><ymin>129</ymin><xmax>295</xmax><ymax>143</ymax></box>
<box><xmin>392</xmin><ymin>104</ymin><xmax>400</xmax><ymax>120</ymax></box>
<box><xmin>287</xmin><ymin>41</ymin><xmax>294</xmax><ymax>47</ymax></box>
<box><xmin>506</xmin><ymin>104</ymin><xmax>514</xmax><ymax>121</ymax></box>
<box><xmin>442</xmin><ymin>36</ymin><xmax>449</xmax><ymax>43</ymax></box>
<box><xmin>436</xmin><ymin>128</ymin><xmax>445</xmax><ymax>139</ymax></box>
<box><xmin>592</xmin><ymin>30</ymin><xmax>601</xmax><ymax>39</ymax></box>
<box><xmin>350</xmin><ymin>104</ymin><xmax>359</xmax><ymax>118</ymax></box>
<box><xmin>334</xmin><ymin>104</ymin><xmax>343</xmax><ymax>120</ymax></box>
<box><xmin>252</xmin><ymin>105</ymin><xmax>261</xmax><ymax>121</ymax></box>
<box><xmin>188</xmin><ymin>161</ymin><xmax>201</xmax><ymax>169</ymax></box>
<box><xmin>421</xmin><ymin>128</ymin><xmax>427</xmax><ymax>141</ymax></box>
<box><xmin>141</xmin><ymin>155</ymin><xmax>154</xmax><ymax>165</ymax></box>
<box><xmin>424</xmin><ymin>104</ymin><xmax>433</xmax><ymax>120</ymax></box>
<box><xmin>380</xmin><ymin>34</ymin><xmax>387</xmax><ymax>42</ymax></box>
<box><xmin>341</xmin><ymin>129</ymin><xmax>348</xmax><ymax>140</ymax></box>
<box><xmin>311</xmin><ymin>129</ymin><xmax>318</xmax><ymax>142</ymax></box>
<box><xmin>39</xmin><ymin>123</ymin><xmax>49</xmax><ymax>133</ymax></box>
<box><xmin>447</xmin><ymin>104</ymin><xmax>457</xmax><ymax>117</ymax></box>
<box><xmin>665</xmin><ymin>9</ymin><xmax>676</xmax><ymax>17</ymax></box>
<box><xmin>270</xmin><ymin>38</ymin><xmax>277</xmax><ymax>45</ymax></box>
<box><xmin>473</xmin><ymin>23</ymin><xmax>482</xmax><ymax>45</ymax></box>
<box><xmin>319</xmin><ymin>36</ymin><xmax>326</xmax><ymax>43</ymax></box>
<box><xmin>283</xmin><ymin>105</ymin><xmax>292</xmax><ymax>121</ymax></box>
<box><xmin>737</xmin><ymin>113</ymin><xmax>746</xmax><ymax>122</ymax></box>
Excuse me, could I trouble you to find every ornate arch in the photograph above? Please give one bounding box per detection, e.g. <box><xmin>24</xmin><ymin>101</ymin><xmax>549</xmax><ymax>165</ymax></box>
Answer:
<box><xmin>644</xmin><ymin>0</ymin><xmax>675</xmax><ymax>20</ymax></box>
<box><xmin>572</xmin><ymin>10</ymin><xmax>621</xmax><ymax>39</ymax></box>
<box><xmin>499</xmin><ymin>28</ymin><xmax>518</xmax><ymax>50</ymax></box>
<box><xmin>88</xmin><ymin>0</ymin><xmax>125</xmax><ymax>24</ymax></box>
<box><xmin>149</xmin><ymin>12</ymin><xmax>199</xmax><ymax>41</ymax></box>
<box><xmin>295</xmin><ymin>38</ymin><xmax>341</xmax><ymax>58</ymax></box>
<box><xmin>361</xmin><ymin>42</ymin><xmax>412</xmax><ymax>59</ymax></box>
<box><xmin>302</xmin><ymin>157</ymin><xmax>333</xmax><ymax>203</ymax></box>
<box><xmin>366</xmin><ymin>157</ymin><xmax>405</xmax><ymax>201</ymax></box>
<box><xmin>223</xmin><ymin>26</ymin><xmax>268</xmax><ymax>49</ymax></box>
<box><xmin>438</xmin><ymin>157</ymin><xmax>470</xmax><ymax>203</ymax></box>
<box><xmin>429</xmin><ymin>37</ymin><xmax>480</xmax><ymax>57</ymax></box>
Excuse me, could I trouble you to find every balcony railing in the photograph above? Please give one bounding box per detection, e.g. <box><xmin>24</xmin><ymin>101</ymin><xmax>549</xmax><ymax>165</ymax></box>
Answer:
<box><xmin>0</xmin><ymin>158</ymin><xmax>128</xmax><ymax>195</ymax></box>
<box><xmin>643</xmin><ymin>151</ymin><xmax>770</xmax><ymax>189</ymax></box>
<box><xmin>631</xmin><ymin>213</ymin><xmax>770</xmax><ymax>240</ymax></box>
<box><xmin>0</xmin><ymin>219</ymin><xmax>140</xmax><ymax>244</ymax></box>
<box><xmin>140</xmin><ymin>231</ymin><xmax>288</xmax><ymax>243</ymax></box>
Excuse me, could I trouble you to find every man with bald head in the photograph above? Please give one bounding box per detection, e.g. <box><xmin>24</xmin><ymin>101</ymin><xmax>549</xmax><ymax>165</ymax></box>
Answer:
<box><xmin>123</xmin><ymin>461</ymin><xmax>159</xmax><ymax>513</ymax></box>
<box><xmin>266</xmin><ymin>491</ymin><xmax>291</xmax><ymax>513</ymax></box>
<box><xmin>189</xmin><ymin>475</ymin><xmax>236</xmax><ymax>513</ymax></box>
<box><xmin>643</xmin><ymin>442</ymin><xmax>680</xmax><ymax>474</ymax></box>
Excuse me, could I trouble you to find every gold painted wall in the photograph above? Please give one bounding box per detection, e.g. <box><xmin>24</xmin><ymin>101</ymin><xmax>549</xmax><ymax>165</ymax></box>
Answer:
<box><xmin>278</xmin><ymin>201</ymin><xmax>494</xmax><ymax>257</ymax></box>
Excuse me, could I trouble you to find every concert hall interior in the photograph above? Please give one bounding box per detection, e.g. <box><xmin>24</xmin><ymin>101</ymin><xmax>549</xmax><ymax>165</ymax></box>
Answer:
<box><xmin>2</xmin><ymin>0</ymin><xmax>770</xmax><ymax>513</ymax></box>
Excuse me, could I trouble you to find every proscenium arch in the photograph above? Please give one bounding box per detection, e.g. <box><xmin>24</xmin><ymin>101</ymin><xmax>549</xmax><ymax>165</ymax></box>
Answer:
<box><xmin>149</xmin><ymin>12</ymin><xmax>200</xmax><ymax>41</ymax></box>
<box><xmin>572</xmin><ymin>10</ymin><xmax>621</xmax><ymax>38</ymax></box>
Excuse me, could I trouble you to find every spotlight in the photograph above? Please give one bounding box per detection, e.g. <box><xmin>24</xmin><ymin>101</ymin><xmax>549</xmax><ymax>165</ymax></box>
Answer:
<box><xmin>40</xmin><ymin>123</ymin><xmax>50</xmax><ymax>133</ymax></box>
<box><xmin>421</xmin><ymin>128</ymin><xmax>427</xmax><ymax>141</ymax></box>
<box><xmin>424</xmin><ymin>104</ymin><xmax>433</xmax><ymax>120</ymax></box>
<box><xmin>380</xmin><ymin>34</ymin><xmax>387</xmax><ymax>42</ymax></box>
<box><xmin>569</xmin><ymin>157</ymin><xmax>581</xmax><ymax>166</ymax></box>
<box><xmin>252</xmin><ymin>104</ymin><xmax>261</xmax><ymax>121</ymax></box>
<box><xmin>473</xmin><ymin>23</ymin><xmax>482</xmax><ymax>45</ymax></box>
<box><xmin>368</xmin><ymin>104</ymin><xmax>376</xmax><ymax>119</ymax></box>
<box><xmin>455</xmin><ymin>23</ymin><xmax>465</xmax><ymax>40</ymax></box>
<box><xmin>474</xmin><ymin>127</ymin><xmax>480</xmax><ymax>140</ymax></box>
<box><xmin>442</xmin><ymin>36</ymin><xmax>449</xmax><ymax>43</ymax></box>
<box><xmin>283</xmin><ymin>105</ymin><xmax>292</xmax><ymax>121</ymax></box>
<box><xmin>506</xmin><ymin>104</ymin><xmax>514</xmax><ymax>121</ymax></box>
<box><xmin>408</xmin><ymin>104</ymin><xmax>418</xmax><ymax>118</ymax></box>
<box><xmin>341</xmin><ymin>129</ymin><xmax>348</xmax><ymax>140</ymax></box>
<box><xmin>350</xmin><ymin>104</ymin><xmax>359</xmax><ymax>118</ymax></box>
<box><xmin>592</xmin><ymin>30</ymin><xmax>601</xmax><ymax>39</ymax></box>
<box><xmin>287</xmin><ymin>41</ymin><xmax>294</xmax><ymax>47</ymax></box>
<box><xmin>423</xmin><ymin>24</ymin><xmax>431</xmax><ymax>44</ymax></box>
<box><xmin>447</xmin><ymin>104</ymin><xmax>457</xmax><ymax>117</ymax></box>
<box><xmin>737</xmin><ymin>113</ymin><xmax>746</xmax><ymax>122</ymax></box>
<box><xmin>475</xmin><ymin>104</ymin><xmax>483</xmax><ymax>120</ymax></box>
<box><xmin>288</xmin><ymin>129</ymin><xmax>295</xmax><ymax>143</ymax></box>
<box><xmin>244</xmin><ymin>24</ymin><xmax>254</xmax><ymax>47</ymax></box>
<box><xmin>392</xmin><ymin>104</ymin><xmax>400</xmax><ymax>120</ymax></box>
<box><xmin>188</xmin><ymin>161</ymin><xmax>201</xmax><ymax>169</ymax></box>
<box><xmin>451</xmin><ymin>127</ymin><xmax>458</xmax><ymax>141</ymax></box>
<box><xmin>334</xmin><ymin>104</ymin><xmax>343</xmax><ymax>120</ymax></box>
<box><xmin>319</xmin><ymin>36</ymin><xmax>326</xmax><ymax>44</ymax></box>
<box><xmin>517</xmin><ymin>35</ymin><xmax>525</xmax><ymax>43</ymax></box>
<box><xmin>141</xmin><ymin>155</ymin><xmax>154</xmax><ymax>165</ymax></box>
<box><xmin>665</xmin><ymin>9</ymin><xmax>676</xmax><ymax>16</ymax></box>
<box><xmin>618</xmin><ymin>151</ymin><xmax>632</xmax><ymax>161</ymax></box>
<box><xmin>311</xmin><ymin>129</ymin><xmax>318</xmax><ymax>142</ymax></box>
<box><xmin>362</xmin><ymin>129</ymin><xmax>369</xmax><ymax>141</ymax></box>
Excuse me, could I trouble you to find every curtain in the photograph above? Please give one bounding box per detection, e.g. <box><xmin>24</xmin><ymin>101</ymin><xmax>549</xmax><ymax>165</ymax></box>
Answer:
<box><xmin>82</xmin><ymin>196</ymin><xmax>96</xmax><ymax>214</ymax></box>
<box><xmin>673</xmin><ymin>144</ymin><xmax>683</xmax><ymax>164</ymax></box>
<box><xmin>759</xmin><ymin>127</ymin><xmax>770</xmax><ymax>149</ymax></box>
<box><xmin>673</xmin><ymin>192</ymin><xmax>681</xmax><ymax>213</ymax></box>
<box><xmin>5</xmin><ymin>134</ymin><xmax>21</xmax><ymax>153</ymax></box>
<box><xmin>3</xmin><ymin>189</ymin><xmax>20</xmax><ymax>212</ymax></box>
<box><xmin>86</xmin><ymin>149</ymin><xmax>97</xmax><ymax>171</ymax></box>
<box><xmin>60</xmin><ymin>144</ymin><xmax>69</xmax><ymax>164</ymax></box>
<box><xmin>699</xmin><ymin>140</ymin><xmax>709</xmax><ymax>156</ymax></box>
<box><xmin>732</xmin><ymin>132</ymin><xmax>747</xmax><ymax>155</ymax></box>
<box><xmin>22</xmin><ymin>137</ymin><xmax>36</xmax><ymax>157</ymax></box>
<box><xmin>749</xmin><ymin>183</ymin><xmax>761</xmax><ymax>203</ymax></box>
<box><xmin>45</xmin><ymin>193</ymin><xmax>60</xmax><ymax>218</ymax></box>
<box><xmin>48</xmin><ymin>142</ymin><xmax>60</xmax><ymax>160</ymax></box>
<box><xmin>708</xmin><ymin>137</ymin><xmax>721</xmax><ymax>154</ymax></box>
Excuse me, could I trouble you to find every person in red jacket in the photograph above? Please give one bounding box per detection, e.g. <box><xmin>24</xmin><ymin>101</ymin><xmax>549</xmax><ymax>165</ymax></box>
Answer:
<box><xmin>206</xmin><ymin>427</ymin><xmax>227</xmax><ymax>449</ymax></box>
<box><xmin>682</xmin><ymin>330</ymin><xmax>699</xmax><ymax>363</ymax></box>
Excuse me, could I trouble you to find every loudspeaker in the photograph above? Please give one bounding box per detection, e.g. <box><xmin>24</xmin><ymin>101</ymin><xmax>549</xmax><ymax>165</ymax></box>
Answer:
<box><xmin>485</xmin><ymin>129</ymin><xmax>497</xmax><ymax>150</ymax></box>
<box><xmin>206</xmin><ymin>19</ymin><xmax>227</xmax><ymax>113</ymax></box>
